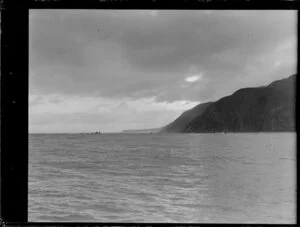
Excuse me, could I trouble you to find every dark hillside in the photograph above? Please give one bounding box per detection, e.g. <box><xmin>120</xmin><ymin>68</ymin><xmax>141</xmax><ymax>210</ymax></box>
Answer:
<box><xmin>160</xmin><ymin>102</ymin><xmax>212</xmax><ymax>133</ymax></box>
<box><xmin>184</xmin><ymin>74</ymin><xmax>295</xmax><ymax>132</ymax></box>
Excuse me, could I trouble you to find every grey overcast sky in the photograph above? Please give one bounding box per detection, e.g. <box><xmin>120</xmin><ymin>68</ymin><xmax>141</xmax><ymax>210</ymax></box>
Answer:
<box><xmin>29</xmin><ymin>10</ymin><xmax>297</xmax><ymax>133</ymax></box>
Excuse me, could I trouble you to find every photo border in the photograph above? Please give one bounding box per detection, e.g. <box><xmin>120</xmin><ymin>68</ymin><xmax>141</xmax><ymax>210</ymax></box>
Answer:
<box><xmin>0</xmin><ymin>0</ymin><xmax>298</xmax><ymax>225</ymax></box>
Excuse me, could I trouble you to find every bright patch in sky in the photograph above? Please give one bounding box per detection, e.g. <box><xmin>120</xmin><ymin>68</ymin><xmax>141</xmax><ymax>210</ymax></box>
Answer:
<box><xmin>185</xmin><ymin>75</ymin><xmax>201</xmax><ymax>83</ymax></box>
<box><xmin>29</xmin><ymin>94</ymin><xmax>199</xmax><ymax>133</ymax></box>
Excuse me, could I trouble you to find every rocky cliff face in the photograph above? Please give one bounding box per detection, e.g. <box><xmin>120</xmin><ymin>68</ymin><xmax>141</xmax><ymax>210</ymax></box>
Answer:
<box><xmin>162</xmin><ymin>75</ymin><xmax>296</xmax><ymax>133</ymax></box>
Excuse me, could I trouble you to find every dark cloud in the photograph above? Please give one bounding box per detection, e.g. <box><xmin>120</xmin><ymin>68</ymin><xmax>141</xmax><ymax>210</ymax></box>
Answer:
<box><xmin>30</xmin><ymin>10</ymin><xmax>297</xmax><ymax>103</ymax></box>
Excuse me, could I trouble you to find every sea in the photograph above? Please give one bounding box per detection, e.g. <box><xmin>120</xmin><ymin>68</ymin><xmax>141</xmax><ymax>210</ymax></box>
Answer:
<box><xmin>29</xmin><ymin>133</ymin><xmax>296</xmax><ymax>223</ymax></box>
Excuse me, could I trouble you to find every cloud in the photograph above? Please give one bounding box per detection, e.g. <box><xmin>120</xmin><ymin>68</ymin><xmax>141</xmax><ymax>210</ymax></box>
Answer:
<box><xmin>29</xmin><ymin>10</ymin><xmax>297</xmax><ymax>132</ymax></box>
<box><xmin>29</xmin><ymin>94</ymin><xmax>199</xmax><ymax>133</ymax></box>
<box><xmin>185</xmin><ymin>75</ymin><xmax>201</xmax><ymax>83</ymax></box>
<box><xmin>30</xmin><ymin>10</ymin><xmax>296</xmax><ymax>104</ymax></box>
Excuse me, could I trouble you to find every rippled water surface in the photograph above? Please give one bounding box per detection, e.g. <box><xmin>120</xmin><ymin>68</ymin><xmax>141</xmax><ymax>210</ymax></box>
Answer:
<box><xmin>29</xmin><ymin>133</ymin><xmax>296</xmax><ymax>223</ymax></box>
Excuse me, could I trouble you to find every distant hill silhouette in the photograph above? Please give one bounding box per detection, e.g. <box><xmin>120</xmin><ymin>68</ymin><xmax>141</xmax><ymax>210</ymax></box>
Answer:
<box><xmin>160</xmin><ymin>102</ymin><xmax>212</xmax><ymax>133</ymax></box>
<box><xmin>161</xmin><ymin>74</ymin><xmax>296</xmax><ymax>133</ymax></box>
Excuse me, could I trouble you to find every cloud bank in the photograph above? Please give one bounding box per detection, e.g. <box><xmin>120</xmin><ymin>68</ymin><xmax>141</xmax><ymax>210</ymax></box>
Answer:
<box><xmin>29</xmin><ymin>10</ymin><xmax>297</xmax><ymax>132</ymax></box>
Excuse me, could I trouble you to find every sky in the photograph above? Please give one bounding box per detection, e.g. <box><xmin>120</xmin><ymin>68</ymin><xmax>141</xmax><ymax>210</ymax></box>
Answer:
<box><xmin>29</xmin><ymin>10</ymin><xmax>297</xmax><ymax>133</ymax></box>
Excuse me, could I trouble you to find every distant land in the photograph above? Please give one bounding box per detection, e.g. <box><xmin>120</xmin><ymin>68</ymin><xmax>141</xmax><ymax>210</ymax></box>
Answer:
<box><xmin>121</xmin><ymin>128</ymin><xmax>161</xmax><ymax>133</ymax></box>
<box><xmin>160</xmin><ymin>74</ymin><xmax>296</xmax><ymax>133</ymax></box>
<box><xmin>121</xmin><ymin>75</ymin><xmax>296</xmax><ymax>133</ymax></box>
<box><xmin>161</xmin><ymin>102</ymin><xmax>213</xmax><ymax>133</ymax></box>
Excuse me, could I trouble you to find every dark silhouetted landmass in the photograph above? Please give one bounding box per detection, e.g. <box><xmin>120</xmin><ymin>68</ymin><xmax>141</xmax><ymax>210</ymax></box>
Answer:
<box><xmin>161</xmin><ymin>74</ymin><xmax>296</xmax><ymax>133</ymax></box>
<box><xmin>160</xmin><ymin>102</ymin><xmax>212</xmax><ymax>133</ymax></box>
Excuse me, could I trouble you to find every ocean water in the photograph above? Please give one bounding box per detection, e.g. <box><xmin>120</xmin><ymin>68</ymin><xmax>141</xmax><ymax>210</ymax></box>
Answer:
<box><xmin>29</xmin><ymin>133</ymin><xmax>296</xmax><ymax>223</ymax></box>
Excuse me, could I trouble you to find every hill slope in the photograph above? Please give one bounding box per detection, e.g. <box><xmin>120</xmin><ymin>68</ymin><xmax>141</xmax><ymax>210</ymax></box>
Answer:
<box><xmin>160</xmin><ymin>102</ymin><xmax>212</xmax><ymax>133</ymax></box>
<box><xmin>162</xmin><ymin>74</ymin><xmax>296</xmax><ymax>133</ymax></box>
